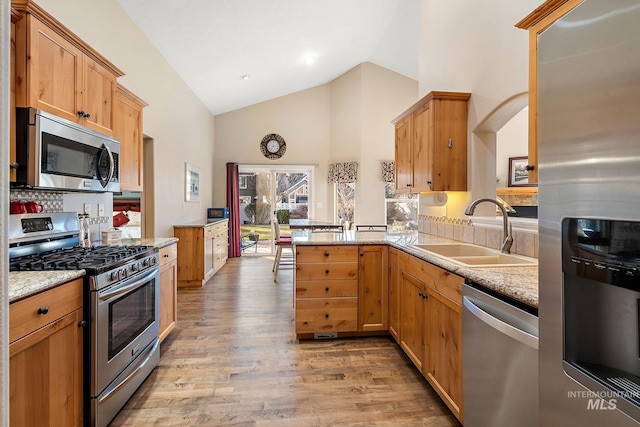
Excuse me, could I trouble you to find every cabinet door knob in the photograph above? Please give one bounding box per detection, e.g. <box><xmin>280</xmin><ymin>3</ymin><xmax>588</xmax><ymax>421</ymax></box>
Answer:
<box><xmin>10</xmin><ymin>162</ymin><xmax>19</xmax><ymax>169</ymax></box>
<box><xmin>525</xmin><ymin>164</ymin><xmax>535</xmax><ymax>171</ymax></box>
<box><xmin>78</xmin><ymin>320</ymin><xmax>87</xmax><ymax>328</ymax></box>
<box><xmin>77</xmin><ymin>110</ymin><xmax>85</xmax><ymax>117</ymax></box>
<box><xmin>325</xmin><ymin>287</ymin><xmax>330</xmax><ymax>292</ymax></box>
<box><xmin>324</xmin><ymin>251</ymin><xmax>330</xmax><ymax>257</ymax></box>
<box><xmin>37</xmin><ymin>306</ymin><xmax>49</xmax><ymax>315</ymax></box>
<box><xmin>325</xmin><ymin>269</ymin><xmax>330</xmax><ymax>274</ymax></box>
<box><xmin>448</xmin><ymin>138</ymin><xmax>453</xmax><ymax>149</ymax></box>
<box><xmin>325</xmin><ymin>313</ymin><xmax>330</xmax><ymax>319</ymax></box>
<box><xmin>84</xmin><ymin>112</ymin><xmax>91</xmax><ymax>118</ymax></box>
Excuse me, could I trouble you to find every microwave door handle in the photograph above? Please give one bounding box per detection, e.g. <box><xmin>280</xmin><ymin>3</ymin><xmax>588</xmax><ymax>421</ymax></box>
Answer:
<box><xmin>101</xmin><ymin>144</ymin><xmax>115</xmax><ymax>188</ymax></box>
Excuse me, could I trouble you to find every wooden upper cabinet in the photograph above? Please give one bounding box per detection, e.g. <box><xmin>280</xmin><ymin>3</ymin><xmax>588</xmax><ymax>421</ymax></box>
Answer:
<box><xmin>392</xmin><ymin>91</ymin><xmax>470</xmax><ymax>193</ymax></box>
<box><xmin>516</xmin><ymin>0</ymin><xmax>584</xmax><ymax>184</ymax></box>
<box><xmin>394</xmin><ymin>116</ymin><xmax>412</xmax><ymax>193</ymax></box>
<box><xmin>10</xmin><ymin>10</ymin><xmax>18</xmax><ymax>182</ymax></box>
<box><xmin>12</xmin><ymin>0</ymin><xmax>124</xmax><ymax>136</ymax></box>
<box><xmin>115</xmin><ymin>85</ymin><xmax>147</xmax><ymax>191</ymax></box>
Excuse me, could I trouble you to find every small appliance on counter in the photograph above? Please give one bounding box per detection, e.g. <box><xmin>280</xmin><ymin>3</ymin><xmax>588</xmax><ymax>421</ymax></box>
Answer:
<box><xmin>208</xmin><ymin>207</ymin><xmax>229</xmax><ymax>219</ymax></box>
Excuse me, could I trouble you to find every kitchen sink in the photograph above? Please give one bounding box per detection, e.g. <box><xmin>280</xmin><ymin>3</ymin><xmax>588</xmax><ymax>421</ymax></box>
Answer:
<box><xmin>412</xmin><ymin>243</ymin><xmax>537</xmax><ymax>267</ymax></box>
<box><xmin>414</xmin><ymin>244</ymin><xmax>497</xmax><ymax>257</ymax></box>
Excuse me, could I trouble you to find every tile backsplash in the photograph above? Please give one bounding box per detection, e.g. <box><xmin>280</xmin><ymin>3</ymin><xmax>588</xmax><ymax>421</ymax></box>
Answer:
<box><xmin>10</xmin><ymin>189</ymin><xmax>112</xmax><ymax>243</ymax></box>
<box><xmin>418</xmin><ymin>214</ymin><xmax>538</xmax><ymax>258</ymax></box>
<box><xmin>10</xmin><ymin>189</ymin><xmax>64</xmax><ymax>212</ymax></box>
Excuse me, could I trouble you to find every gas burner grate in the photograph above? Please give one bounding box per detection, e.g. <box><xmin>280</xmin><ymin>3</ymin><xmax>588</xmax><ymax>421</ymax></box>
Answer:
<box><xmin>9</xmin><ymin>245</ymin><xmax>155</xmax><ymax>272</ymax></box>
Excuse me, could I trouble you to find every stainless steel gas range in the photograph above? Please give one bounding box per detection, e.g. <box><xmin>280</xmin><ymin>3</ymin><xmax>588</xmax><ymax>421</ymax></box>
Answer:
<box><xmin>9</xmin><ymin>212</ymin><xmax>160</xmax><ymax>427</ymax></box>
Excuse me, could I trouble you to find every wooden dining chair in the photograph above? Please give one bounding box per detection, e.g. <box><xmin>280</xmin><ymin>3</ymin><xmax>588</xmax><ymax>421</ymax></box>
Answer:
<box><xmin>272</xmin><ymin>220</ymin><xmax>294</xmax><ymax>281</ymax></box>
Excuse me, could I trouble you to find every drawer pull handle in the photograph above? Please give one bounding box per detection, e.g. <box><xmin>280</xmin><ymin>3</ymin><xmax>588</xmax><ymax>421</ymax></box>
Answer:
<box><xmin>325</xmin><ymin>313</ymin><xmax>329</xmax><ymax>319</ymax></box>
<box><xmin>37</xmin><ymin>306</ymin><xmax>49</xmax><ymax>315</ymax></box>
<box><xmin>324</xmin><ymin>251</ymin><xmax>329</xmax><ymax>257</ymax></box>
<box><xmin>325</xmin><ymin>269</ymin><xmax>330</xmax><ymax>274</ymax></box>
<box><xmin>325</xmin><ymin>287</ymin><xmax>330</xmax><ymax>292</ymax></box>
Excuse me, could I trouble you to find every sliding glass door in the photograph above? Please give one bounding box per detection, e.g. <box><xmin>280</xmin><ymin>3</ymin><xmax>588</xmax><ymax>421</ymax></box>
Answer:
<box><xmin>237</xmin><ymin>165</ymin><xmax>313</xmax><ymax>255</ymax></box>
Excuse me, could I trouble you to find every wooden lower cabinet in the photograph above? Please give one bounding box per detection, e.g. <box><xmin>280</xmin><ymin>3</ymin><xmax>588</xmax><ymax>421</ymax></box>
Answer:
<box><xmin>159</xmin><ymin>243</ymin><xmax>178</xmax><ymax>342</ymax></box>
<box><xmin>398</xmin><ymin>251</ymin><xmax>464</xmax><ymax>423</ymax></box>
<box><xmin>295</xmin><ymin>245</ymin><xmax>358</xmax><ymax>337</ymax></box>
<box><xmin>358</xmin><ymin>245</ymin><xmax>388</xmax><ymax>332</ymax></box>
<box><xmin>9</xmin><ymin>279</ymin><xmax>84</xmax><ymax>427</ymax></box>
<box><xmin>388</xmin><ymin>247</ymin><xmax>400</xmax><ymax>341</ymax></box>
<box><xmin>174</xmin><ymin>220</ymin><xmax>228</xmax><ymax>287</ymax></box>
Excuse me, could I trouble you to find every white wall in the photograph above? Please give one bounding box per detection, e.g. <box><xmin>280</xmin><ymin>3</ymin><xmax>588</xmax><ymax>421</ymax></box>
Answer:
<box><xmin>36</xmin><ymin>0</ymin><xmax>216</xmax><ymax>237</ymax></box>
<box><xmin>496</xmin><ymin>107</ymin><xmax>528</xmax><ymax>187</ymax></box>
<box><xmin>213</xmin><ymin>85</ymin><xmax>332</xmax><ymax>219</ymax></box>
<box><xmin>214</xmin><ymin>63</ymin><xmax>418</xmax><ymax>223</ymax></box>
<box><xmin>419</xmin><ymin>0</ymin><xmax>540</xmax><ymax>218</ymax></box>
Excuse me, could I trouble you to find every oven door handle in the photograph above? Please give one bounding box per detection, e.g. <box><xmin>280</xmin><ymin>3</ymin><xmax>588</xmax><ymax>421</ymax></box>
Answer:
<box><xmin>97</xmin><ymin>338</ymin><xmax>160</xmax><ymax>403</ymax></box>
<box><xmin>99</xmin><ymin>269</ymin><xmax>157</xmax><ymax>302</ymax></box>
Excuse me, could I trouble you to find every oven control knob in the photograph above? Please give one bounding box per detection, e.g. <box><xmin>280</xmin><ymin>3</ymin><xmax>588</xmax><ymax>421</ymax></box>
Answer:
<box><xmin>150</xmin><ymin>257</ymin><xmax>157</xmax><ymax>265</ymax></box>
<box><xmin>142</xmin><ymin>259</ymin><xmax>149</xmax><ymax>267</ymax></box>
<box><xmin>110</xmin><ymin>271</ymin><xmax>119</xmax><ymax>281</ymax></box>
<box><xmin>120</xmin><ymin>268</ymin><xmax>127</xmax><ymax>279</ymax></box>
<box><xmin>132</xmin><ymin>262</ymin><xmax>140</xmax><ymax>272</ymax></box>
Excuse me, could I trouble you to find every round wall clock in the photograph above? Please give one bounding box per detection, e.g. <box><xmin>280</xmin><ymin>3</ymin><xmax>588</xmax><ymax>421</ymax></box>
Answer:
<box><xmin>260</xmin><ymin>134</ymin><xmax>287</xmax><ymax>160</ymax></box>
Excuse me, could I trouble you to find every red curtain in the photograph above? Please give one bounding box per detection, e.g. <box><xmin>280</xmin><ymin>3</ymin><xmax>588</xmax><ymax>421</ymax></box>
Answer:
<box><xmin>226</xmin><ymin>162</ymin><xmax>241</xmax><ymax>257</ymax></box>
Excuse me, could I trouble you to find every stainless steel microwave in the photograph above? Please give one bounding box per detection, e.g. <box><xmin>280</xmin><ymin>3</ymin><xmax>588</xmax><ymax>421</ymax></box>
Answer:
<box><xmin>13</xmin><ymin>107</ymin><xmax>120</xmax><ymax>192</ymax></box>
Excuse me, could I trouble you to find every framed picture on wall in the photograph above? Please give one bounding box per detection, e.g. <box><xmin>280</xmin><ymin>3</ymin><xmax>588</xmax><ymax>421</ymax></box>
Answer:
<box><xmin>185</xmin><ymin>162</ymin><xmax>201</xmax><ymax>202</ymax></box>
<box><xmin>508</xmin><ymin>156</ymin><xmax>535</xmax><ymax>187</ymax></box>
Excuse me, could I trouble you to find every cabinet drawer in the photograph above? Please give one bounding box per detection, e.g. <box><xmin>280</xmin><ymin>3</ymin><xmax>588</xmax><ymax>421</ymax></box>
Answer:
<box><xmin>399</xmin><ymin>251</ymin><xmax>463</xmax><ymax>305</ymax></box>
<box><xmin>296</xmin><ymin>263</ymin><xmax>358</xmax><ymax>281</ymax></box>
<box><xmin>159</xmin><ymin>243</ymin><xmax>177</xmax><ymax>266</ymax></box>
<box><xmin>296</xmin><ymin>245</ymin><xmax>358</xmax><ymax>263</ymax></box>
<box><xmin>10</xmin><ymin>278</ymin><xmax>83</xmax><ymax>343</ymax></box>
<box><xmin>204</xmin><ymin>226</ymin><xmax>215</xmax><ymax>239</ymax></box>
<box><xmin>295</xmin><ymin>298</ymin><xmax>357</xmax><ymax>333</ymax></box>
<box><xmin>296</xmin><ymin>279</ymin><xmax>358</xmax><ymax>298</ymax></box>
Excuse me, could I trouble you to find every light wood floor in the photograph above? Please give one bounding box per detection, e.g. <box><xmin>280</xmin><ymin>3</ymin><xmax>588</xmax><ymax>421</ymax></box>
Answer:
<box><xmin>110</xmin><ymin>256</ymin><xmax>461</xmax><ymax>426</ymax></box>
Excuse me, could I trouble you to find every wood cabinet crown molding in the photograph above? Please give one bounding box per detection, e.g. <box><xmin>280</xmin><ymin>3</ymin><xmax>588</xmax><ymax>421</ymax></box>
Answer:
<box><xmin>117</xmin><ymin>84</ymin><xmax>149</xmax><ymax>108</ymax></box>
<box><xmin>391</xmin><ymin>91</ymin><xmax>471</xmax><ymax>125</ymax></box>
<box><xmin>11</xmin><ymin>0</ymin><xmax>124</xmax><ymax>77</ymax></box>
<box><xmin>515</xmin><ymin>0</ymin><xmax>576</xmax><ymax>29</ymax></box>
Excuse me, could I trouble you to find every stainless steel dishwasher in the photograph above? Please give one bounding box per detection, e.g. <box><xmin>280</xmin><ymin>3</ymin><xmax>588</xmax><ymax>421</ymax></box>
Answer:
<box><xmin>462</xmin><ymin>283</ymin><xmax>539</xmax><ymax>427</ymax></box>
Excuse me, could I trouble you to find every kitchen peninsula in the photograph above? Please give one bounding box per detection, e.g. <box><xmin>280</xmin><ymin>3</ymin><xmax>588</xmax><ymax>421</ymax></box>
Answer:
<box><xmin>292</xmin><ymin>229</ymin><xmax>538</xmax><ymax>423</ymax></box>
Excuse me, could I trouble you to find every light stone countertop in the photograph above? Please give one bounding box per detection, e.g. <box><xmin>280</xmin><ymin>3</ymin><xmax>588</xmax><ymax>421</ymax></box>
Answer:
<box><xmin>173</xmin><ymin>218</ymin><xmax>228</xmax><ymax>228</ymax></box>
<box><xmin>292</xmin><ymin>230</ymin><xmax>539</xmax><ymax>309</ymax></box>
<box><xmin>9</xmin><ymin>270</ymin><xmax>86</xmax><ymax>303</ymax></box>
<box><xmin>121</xmin><ymin>237</ymin><xmax>179</xmax><ymax>249</ymax></box>
<box><xmin>9</xmin><ymin>237</ymin><xmax>180</xmax><ymax>303</ymax></box>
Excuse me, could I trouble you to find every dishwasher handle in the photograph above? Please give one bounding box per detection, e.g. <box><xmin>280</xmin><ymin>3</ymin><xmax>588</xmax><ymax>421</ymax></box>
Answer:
<box><xmin>463</xmin><ymin>296</ymin><xmax>538</xmax><ymax>350</ymax></box>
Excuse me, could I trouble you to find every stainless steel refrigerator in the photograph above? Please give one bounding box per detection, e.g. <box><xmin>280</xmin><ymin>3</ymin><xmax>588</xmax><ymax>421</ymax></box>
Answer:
<box><xmin>538</xmin><ymin>0</ymin><xmax>640</xmax><ymax>425</ymax></box>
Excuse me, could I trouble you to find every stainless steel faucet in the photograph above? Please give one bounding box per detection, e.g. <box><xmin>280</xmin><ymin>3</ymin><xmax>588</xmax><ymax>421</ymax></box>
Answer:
<box><xmin>464</xmin><ymin>198</ymin><xmax>514</xmax><ymax>253</ymax></box>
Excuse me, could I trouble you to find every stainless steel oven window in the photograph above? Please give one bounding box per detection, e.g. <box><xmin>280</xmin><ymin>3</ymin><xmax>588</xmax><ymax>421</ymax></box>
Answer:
<box><xmin>107</xmin><ymin>281</ymin><xmax>156</xmax><ymax>360</ymax></box>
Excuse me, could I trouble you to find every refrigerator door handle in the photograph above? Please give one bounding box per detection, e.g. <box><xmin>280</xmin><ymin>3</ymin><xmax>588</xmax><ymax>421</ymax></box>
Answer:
<box><xmin>463</xmin><ymin>296</ymin><xmax>538</xmax><ymax>350</ymax></box>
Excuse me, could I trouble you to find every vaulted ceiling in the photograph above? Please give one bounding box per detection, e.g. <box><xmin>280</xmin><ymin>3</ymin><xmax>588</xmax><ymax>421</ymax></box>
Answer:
<box><xmin>116</xmin><ymin>0</ymin><xmax>420</xmax><ymax>115</ymax></box>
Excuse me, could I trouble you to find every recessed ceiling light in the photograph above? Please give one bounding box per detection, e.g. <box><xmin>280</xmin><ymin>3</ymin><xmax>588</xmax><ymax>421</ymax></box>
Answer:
<box><xmin>241</xmin><ymin>74</ymin><xmax>250</xmax><ymax>80</ymax></box>
<box><xmin>301</xmin><ymin>53</ymin><xmax>317</xmax><ymax>66</ymax></box>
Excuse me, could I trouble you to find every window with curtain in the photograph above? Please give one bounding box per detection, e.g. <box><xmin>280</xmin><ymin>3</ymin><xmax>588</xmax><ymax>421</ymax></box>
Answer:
<box><xmin>328</xmin><ymin>162</ymin><xmax>357</xmax><ymax>224</ymax></box>
<box><xmin>381</xmin><ymin>160</ymin><xmax>417</xmax><ymax>230</ymax></box>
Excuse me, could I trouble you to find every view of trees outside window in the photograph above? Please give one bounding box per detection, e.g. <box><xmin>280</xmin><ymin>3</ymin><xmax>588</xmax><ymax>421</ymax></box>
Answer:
<box><xmin>238</xmin><ymin>168</ymin><xmax>310</xmax><ymax>254</ymax></box>
<box><xmin>385</xmin><ymin>183</ymin><xmax>418</xmax><ymax>230</ymax></box>
<box><xmin>336</xmin><ymin>182</ymin><xmax>355</xmax><ymax>224</ymax></box>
